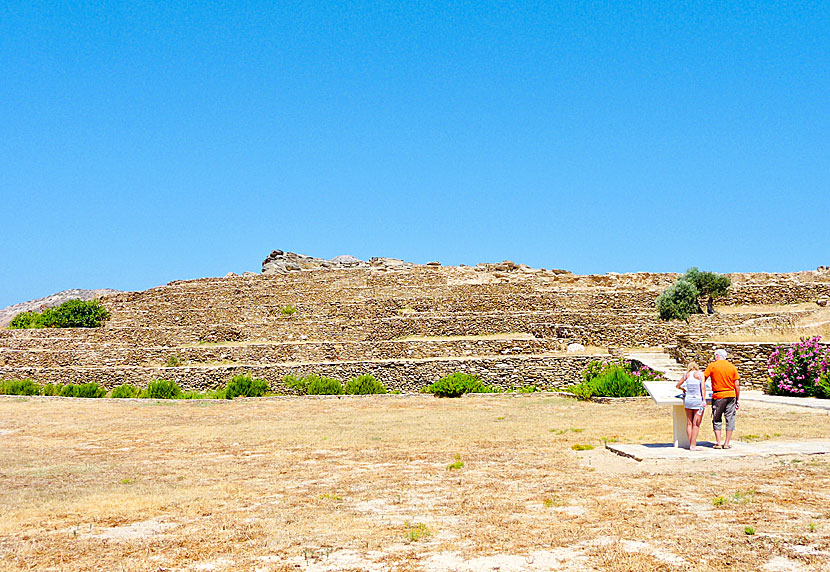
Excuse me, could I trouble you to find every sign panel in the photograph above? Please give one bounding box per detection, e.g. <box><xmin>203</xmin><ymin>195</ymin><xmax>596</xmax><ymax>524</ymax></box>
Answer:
<box><xmin>643</xmin><ymin>381</ymin><xmax>684</xmax><ymax>405</ymax></box>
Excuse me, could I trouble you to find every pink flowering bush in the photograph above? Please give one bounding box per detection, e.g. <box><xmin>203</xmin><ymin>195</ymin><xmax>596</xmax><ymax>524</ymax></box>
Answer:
<box><xmin>767</xmin><ymin>336</ymin><xmax>830</xmax><ymax>398</ymax></box>
<box><xmin>631</xmin><ymin>364</ymin><xmax>665</xmax><ymax>383</ymax></box>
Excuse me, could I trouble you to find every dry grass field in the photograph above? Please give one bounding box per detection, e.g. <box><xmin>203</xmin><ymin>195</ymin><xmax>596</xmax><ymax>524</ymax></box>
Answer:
<box><xmin>1</xmin><ymin>394</ymin><xmax>829</xmax><ymax>572</ymax></box>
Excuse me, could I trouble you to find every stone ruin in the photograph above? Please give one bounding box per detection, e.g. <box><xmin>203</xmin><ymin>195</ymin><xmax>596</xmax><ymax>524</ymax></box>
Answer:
<box><xmin>1</xmin><ymin>251</ymin><xmax>828</xmax><ymax>393</ymax></box>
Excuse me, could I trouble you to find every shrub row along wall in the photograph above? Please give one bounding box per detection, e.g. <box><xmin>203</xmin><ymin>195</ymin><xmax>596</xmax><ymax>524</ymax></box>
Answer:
<box><xmin>669</xmin><ymin>336</ymin><xmax>830</xmax><ymax>390</ymax></box>
<box><xmin>0</xmin><ymin>354</ymin><xmax>601</xmax><ymax>393</ymax></box>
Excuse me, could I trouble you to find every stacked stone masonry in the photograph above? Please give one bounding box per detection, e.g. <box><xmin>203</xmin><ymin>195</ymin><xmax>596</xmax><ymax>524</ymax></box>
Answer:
<box><xmin>1</xmin><ymin>264</ymin><xmax>828</xmax><ymax>392</ymax></box>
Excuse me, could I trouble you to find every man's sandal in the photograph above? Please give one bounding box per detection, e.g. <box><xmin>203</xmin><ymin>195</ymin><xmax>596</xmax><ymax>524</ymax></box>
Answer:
<box><xmin>713</xmin><ymin>444</ymin><xmax>723</xmax><ymax>449</ymax></box>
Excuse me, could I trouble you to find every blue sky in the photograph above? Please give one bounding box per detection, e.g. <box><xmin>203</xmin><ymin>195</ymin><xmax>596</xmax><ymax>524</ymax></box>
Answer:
<box><xmin>1</xmin><ymin>1</ymin><xmax>828</xmax><ymax>308</ymax></box>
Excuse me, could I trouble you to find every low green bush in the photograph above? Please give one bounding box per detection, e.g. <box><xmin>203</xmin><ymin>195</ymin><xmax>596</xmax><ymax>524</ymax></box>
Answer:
<box><xmin>514</xmin><ymin>385</ymin><xmax>539</xmax><ymax>393</ymax></box>
<box><xmin>58</xmin><ymin>382</ymin><xmax>106</xmax><ymax>398</ymax></box>
<box><xmin>42</xmin><ymin>383</ymin><xmax>64</xmax><ymax>396</ymax></box>
<box><xmin>283</xmin><ymin>374</ymin><xmax>309</xmax><ymax>393</ymax></box>
<box><xmin>344</xmin><ymin>374</ymin><xmax>387</xmax><ymax>395</ymax></box>
<box><xmin>283</xmin><ymin>373</ymin><xmax>344</xmax><ymax>395</ymax></box>
<box><xmin>307</xmin><ymin>375</ymin><xmax>343</xmax><ymax>395</ymax></box>
<box><xmin>143</xmin><ymin>379</ymin><xmax>182</xmax><ymax>399</ymax></box>
<box><xmin>425</xmin><ymin>373</ymin><xmax>499</xmax><ymax>398</ymax></box>
<box><xmin>0</xmin><ymin>378</ymin><xmax>42</xmax><ymax>395</ymax></box>
<box><xmin>111</xmin><ymin>384</ymin><xmax>141</xmax><ymax>398</ymax></box>
<box><xmin>656</xmin><ymin>279</ymin><xmax>701</xmax><ymax>321</ymax></box>
<box><xmin>9</xmin><ymin>299</ymin><xmax>110</xmax><ymax>329</ymax></box>
<box><xmin>225</xmin><ymin>374</ymin><xmax>269</xmax><ymax>399</ymax></box>
<box><xmin>8</xmin><ymin>312</ymin><xmax>45</xmax><ymax>329</ymax></box>
<box><xmin>280</xmin><ymin>304</ymin><xmax>297</xmax><ymax>316</ymax></box>
<box><xmin>565</xmin><ymin>365</ymin><xmax>647</xmax><ymax>400</ymax></box>
<box><xmin>816</xmin><ymin>372</ymin><xmax>830</xmax><ymax>399</ymax></box>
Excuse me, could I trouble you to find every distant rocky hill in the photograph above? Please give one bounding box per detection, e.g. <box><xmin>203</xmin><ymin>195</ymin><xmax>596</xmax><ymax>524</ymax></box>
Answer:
<box><xmin>261</xmin><ymin>250</ymin><xmax>423</xmax><ymax>274</ymax></box>
<box><xmin>0</xmin><ymin>289</ymin><xmax>122</xmax><ymax>328</ymax></box>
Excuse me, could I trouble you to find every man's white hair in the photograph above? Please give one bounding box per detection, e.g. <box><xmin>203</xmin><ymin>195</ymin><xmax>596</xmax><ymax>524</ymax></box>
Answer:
<box><xmin>714</xmin><ymin>349</ymin><xmax>728</xmax><ymax>360</ymax></box>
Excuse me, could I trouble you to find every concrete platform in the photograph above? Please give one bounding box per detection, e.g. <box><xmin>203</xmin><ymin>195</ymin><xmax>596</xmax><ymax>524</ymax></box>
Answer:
<box><xmin>607</xmin><ymin>440</ymin><xmax>830</xmax><ymax>461</ymax></box>
<box><xmin>741</xmin><ymin>390</ymin><xmax>830</xmax><ymax>410</ymax></box>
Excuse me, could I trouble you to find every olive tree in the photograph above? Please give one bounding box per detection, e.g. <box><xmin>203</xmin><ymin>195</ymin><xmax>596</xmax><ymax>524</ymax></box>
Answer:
<box><xmin>682</xmin><ymin>267</ymin><xmax>731</xmax><ymax>314</ymax></box>
<box><xmin>656</xmin><ymin>279</ymin><xmax>701</xmax><ymax>321</ymax></box>
<box><xmin>656</xmin><ymin>267</ymin><xmax>731</xmax><ymax>320</ymax></box>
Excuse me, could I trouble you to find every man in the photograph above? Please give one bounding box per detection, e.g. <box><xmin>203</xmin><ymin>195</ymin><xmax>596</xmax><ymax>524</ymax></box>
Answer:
<box><xmin>705</xmin><ymin>349</ymin><xmax>740</xmax><ymax>449</ymax></box>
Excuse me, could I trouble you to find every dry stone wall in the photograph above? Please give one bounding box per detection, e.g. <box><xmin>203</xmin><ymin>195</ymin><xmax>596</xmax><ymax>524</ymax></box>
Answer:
<box><xmin>2</xmin><ymin>262</ymin><xmax>829</xmax><ymax>392</ymax></box>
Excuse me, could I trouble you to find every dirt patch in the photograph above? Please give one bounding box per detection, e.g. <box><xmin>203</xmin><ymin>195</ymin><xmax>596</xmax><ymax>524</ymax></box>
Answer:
<box><xmin>83</xmin><ymin>518</ymin><xmax>177</xmax><ymax>540</ymax></box>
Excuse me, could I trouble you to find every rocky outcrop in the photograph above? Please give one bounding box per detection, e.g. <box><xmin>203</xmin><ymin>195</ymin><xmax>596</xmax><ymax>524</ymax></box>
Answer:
<box><xmin>261</xmin><ymin>250</ymin><xmax>422</xmax><ymax>274</ymax></box>
<box><xmin>0</xmin><ymin>289</ymin><xmax>121</xmax><ymax>328</ymax></box>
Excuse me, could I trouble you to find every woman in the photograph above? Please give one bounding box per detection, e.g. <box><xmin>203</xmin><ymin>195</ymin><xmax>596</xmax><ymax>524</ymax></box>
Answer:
<box><xmin>676</xmin><ymin>361</ymin><xmax>706</xmax><ymax>450</ymax></box>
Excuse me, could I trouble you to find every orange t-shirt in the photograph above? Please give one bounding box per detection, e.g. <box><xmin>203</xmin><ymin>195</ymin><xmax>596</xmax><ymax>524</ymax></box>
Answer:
<box><xmin>705</xmin><ymin>360</ymin><xmax>739</xmax><ymax>399</ymax></box>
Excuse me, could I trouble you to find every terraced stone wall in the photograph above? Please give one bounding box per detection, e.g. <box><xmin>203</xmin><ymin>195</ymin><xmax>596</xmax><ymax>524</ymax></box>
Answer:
<box><xmin>0</xmin><ymin>338</ymin><xmax>567</xmax><ymax>368</ymax></box>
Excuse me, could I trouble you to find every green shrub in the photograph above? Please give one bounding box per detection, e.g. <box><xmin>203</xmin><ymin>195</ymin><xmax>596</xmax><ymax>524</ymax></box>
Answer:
<box><xmin>425</xmin><ymin>373</ymin><xmax>499</xmax><ymax>398</ymax></box>
<box><xmin>571</xmin><ymin>444</ymin><xmax>595</xmax><ymax>451</ymax></box>
<box><xmin>42</xmin><ymin>383</ymin><xmax>64</xmax><ymax>396</ymax></box>
<box><xmin>817</xmin><ymin>372</ymin><xmax>830</xmax><ymax>399</ymax></box>
<box><xmin>225</xmin><ymin>374</ymin><xmax>269</xmax><ymax>399</ymax></box>
<box><xmin>143</xmin><ymin>379</ymin><xmax>182</xmax><ymax>399</ymax></box>
<box><xmin>58</xmin><ymin>382</ymin><xmax>106</xmax><ymax>398</ymax></box>
<box><xmin>344</xmin><ymin>374</ymin><xmax>387</xmax><ymax>395</ymax></box>
<box><xmin>283</xmin><ymin>374</ymin><xmax>309</xmax><ymax>393</ymax></box>
<box><xmin>280</xmin><ymin>304</ymin><xmax>297</xmax><ymax>316</ymax></box>
<box><xmin>165</xmin><ymin>355</ymin><xmax>184</xmax><ymax>367</ymax></box>
<box><xmin>204</xmin><ymin>388</ymin><xmax>227</xmax><ymax>399</ymax></box>
<box><xmin>656</xmin><ymin>279</ymin><xmax>700</xmax><ymax>321</ymax></box>
<box><xmin>111</xmin><ymin>384</ymin><xmax>141</xmax><ymax>398</ymax></box>
<box><xmin>283</xmin><ymin>373</ymin><xmax>343</xmax><ymax>395</ymax></box>
<box><xmin>565</xmin><ymin>365</ymin><xmax>646</xmax><ymax>400</ymax></box>
<box><xmin>0</xmin><ymin>378</ymin><xmax>42</xmax><ymax>395</ymax></box>
<box><xmin>566</xmin><ymin>383</ymin><xmax>595</xmax><ymax>400</ymax></box>
<box><xmin>8</xmin><ymin>312</ymin><xmax>46</xmax><ymax>329</ymax></box>
<box><xmin>516</xmin><ymin>385</ymin><xmax>539</xmax><ymax>393</ymax></box>
<box><xmin>307</xmin><ymin>375</ymin><xmax>343</xmax><ymax>395</ymax></box>
<box><xmin>10</xmin><ymin>299</ymin><xmax>110</xmax><ymax>329</ymax></box>
<box><xmin>59</xmin><ymin>384</ymin><xmax>76</xmax><ymax>397</ymax></box>
<box><xmin>76</xmin><ymin>382</ymin><xmax>106</xmax><ymax>398</ymax></box>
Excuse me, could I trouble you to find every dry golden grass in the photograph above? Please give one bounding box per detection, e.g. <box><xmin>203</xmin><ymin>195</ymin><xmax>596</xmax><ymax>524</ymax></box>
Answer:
<box><xmin>709</xmin><ymin>306</ymin><xmax>830</xmax><ymax>343</ymax></box>
<box><xmin>1</xmin><ymin>395</ymin><xmax>829</xmax><ymax>571</ymax></box>
<box><xmin>714</xmin><ymin>302</ymin><xmax>818</xmax><ymax>315</ymax></box>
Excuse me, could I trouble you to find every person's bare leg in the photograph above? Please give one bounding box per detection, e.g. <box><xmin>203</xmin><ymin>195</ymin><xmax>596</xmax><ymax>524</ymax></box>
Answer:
<box><xmin>724</xmin><ymin>429</ymin><xmax>733</xmax><ymax>447</ymax></box>
<box><xmin>690</xmin><ymin>413</ymin><xmax>702</xmax><ymax>449</ymax></box>
<box><xmin>685</xmin><ymin>410</ymin><xmax>695</xmax><ymax>447</ymax></box>
<box><xmin>713</xmin><ymin>429</ymin><xmax>722</xmax><ymax>447</ymax></box>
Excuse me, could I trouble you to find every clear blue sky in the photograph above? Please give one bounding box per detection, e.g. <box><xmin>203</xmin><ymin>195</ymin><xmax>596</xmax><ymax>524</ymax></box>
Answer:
<box><xmin>1</xmin><ymin>1</ymin><xmax>828</xmax><ymax>308</ymax></box>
